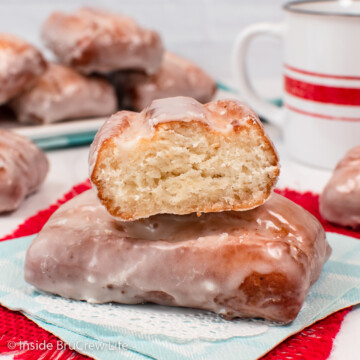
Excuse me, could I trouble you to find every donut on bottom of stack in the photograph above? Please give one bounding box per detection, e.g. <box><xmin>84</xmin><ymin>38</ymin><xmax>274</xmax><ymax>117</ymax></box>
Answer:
<box><xmin>10</xmin><ymin>63</ymin><xmax>118</xmax><ymax>124</ymax></box>
<box><xmin>113</xmin><ymin>51</ymin><xmax>217</xmax><ymax>111</ymax></box>
<box><xmin>25</xmin><ymin>189</ymin><xmax>330</xmax><ymax>324</ymax></box>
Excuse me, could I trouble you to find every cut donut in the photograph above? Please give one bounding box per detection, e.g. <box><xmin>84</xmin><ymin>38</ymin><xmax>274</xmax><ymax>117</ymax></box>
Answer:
<box><xmin>89</xmin><ymin>96</ymin><xmax>280</xmax><ymax>220</ymax></box>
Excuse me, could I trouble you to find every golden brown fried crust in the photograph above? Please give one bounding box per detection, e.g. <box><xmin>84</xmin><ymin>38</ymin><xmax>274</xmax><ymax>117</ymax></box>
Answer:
<box><xmin>91</xmin><ymin>120</ymin><xmax>279</xmax><ymax>220</ymax></box>
<box><xmin>25</xmin><ymin>190</ymin><xmax>330</xmax><ymax>323</ymax></box>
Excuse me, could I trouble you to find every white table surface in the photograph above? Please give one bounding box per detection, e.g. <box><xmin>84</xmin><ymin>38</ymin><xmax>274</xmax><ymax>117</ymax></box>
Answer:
<box><xmin>0</xmin><ymin>123</ymin><xmax>359</xmax><ymax>359</ymax></box>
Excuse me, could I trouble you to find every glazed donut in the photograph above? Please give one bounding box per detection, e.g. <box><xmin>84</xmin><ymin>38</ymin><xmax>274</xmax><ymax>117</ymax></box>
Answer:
<box><xmin>89</xmin><ymin>96</ymin><xmax>280</xmax><ymax>221</ymax></box>
<box><xmin>0</xmin><ymin>129</ymin><xmax>49</xmax><ymax>212</ymax></box>
<box><xmin>0</xmin><ymin>34</ymin><xmax>46</xmax><ymax>105</ymax></box>
<box><xmin>114</xmin><ymin>51</ymin><xmax>217</xmax><ymax>111</ymax></box>
<box><xmin>25</xmin><ymin>190</ymin><xmax>330</xmax><ymax>324</ymax></box>
<box><xmin>320</xmin><ymin>146</ymin><xmax>360</xmax><ymax>228</ymax></box>
<box><xmin>41</xmin><ymin>7</ymin><xmax>164</xmax><ymax>75</ymax></box>
<box><xmin>10</xmin><ymin>63</ymin><xmax>118</xmax><ymax>124</ymax></box>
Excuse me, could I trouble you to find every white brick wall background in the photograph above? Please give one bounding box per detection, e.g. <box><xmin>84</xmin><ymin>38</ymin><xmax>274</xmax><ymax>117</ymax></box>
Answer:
<box><xmin>0</xmin><ymin>0</ymin><xmax>285</xmax><ymax>96</ymax></box>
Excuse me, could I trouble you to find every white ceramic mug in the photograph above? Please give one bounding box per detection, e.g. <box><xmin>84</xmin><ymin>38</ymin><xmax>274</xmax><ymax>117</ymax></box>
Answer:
<box><xmin>233</xmin><ymin>0</ymin><xmax>360</xmax><ymax>169</ymax></box>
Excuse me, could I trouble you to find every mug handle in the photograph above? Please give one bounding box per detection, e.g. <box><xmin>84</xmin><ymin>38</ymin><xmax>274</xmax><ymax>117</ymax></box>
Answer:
<box><xmin>232</xmin><ymin>22</ymin><xmax>284</xmax><ymax>127</ymax></box>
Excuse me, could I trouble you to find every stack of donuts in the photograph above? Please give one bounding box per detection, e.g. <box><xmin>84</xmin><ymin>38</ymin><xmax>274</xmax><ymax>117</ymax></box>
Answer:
<box><xmin>0</xmin><ymin>7</ymin><xmax>216</xmax><ymax>125</ymax></box>
<box><xmin>25</xmin><ymin>95</ymin><xmax>332</xmax><ymax>324</ymax></box>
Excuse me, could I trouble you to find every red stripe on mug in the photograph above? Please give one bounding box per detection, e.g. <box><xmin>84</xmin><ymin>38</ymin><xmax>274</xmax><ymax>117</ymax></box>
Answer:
<box><xmin>284</xmin><ymin>76</ymin><xmax>360</xmax><ymax>106</ymax></box>
<box><xmin>284</xmin><ymin>64</ymin><xmax>360</xmax><ymax>81</ymax></box>
<box><xmin>284</xmin><ymin>103</ymin><xmax>360</xmax><ymax>122</ymax></box>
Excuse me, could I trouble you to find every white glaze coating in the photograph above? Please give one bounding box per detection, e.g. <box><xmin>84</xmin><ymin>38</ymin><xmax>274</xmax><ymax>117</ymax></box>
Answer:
<box><xmin>25</xmin><ymin>190</ymin><xmax>330</xmax><ymax>323</ymax></box>
<box><xmin>88</xmin><ymin>96</ymin><xmax>275</xmax><ymax>176</ymax></box>
<box><xmin>114</xmin><ymin>51</ymin><xmax>216</xmax><ymax>111</ymax></box>
<box><xmin>320</xmin><ymin>146</ymin><xmax>360</xmax><ymax>228</ymax></box>
<box><xmin>0</xmin><ymin>129</ymin><xmax>49</xmax><ymax>212</ymax></box>
<box><xmin>10</xmin><ymin>63</ymin><xmax>118</xmax><ymax>124</ymax></box>
<box><xmin>0</xmin><ymin>34</ymin><xmax>46</xmax><ymax>105</ymax></box>
<box><xmin>41</xmin><ymin>7</ymin><xmax>164</xmax><ymax>75</ymax></box>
